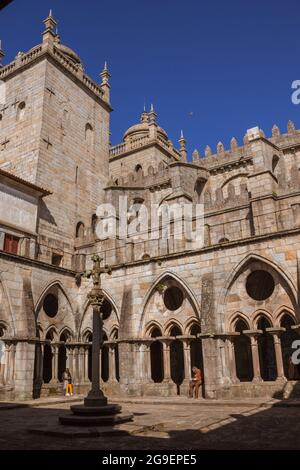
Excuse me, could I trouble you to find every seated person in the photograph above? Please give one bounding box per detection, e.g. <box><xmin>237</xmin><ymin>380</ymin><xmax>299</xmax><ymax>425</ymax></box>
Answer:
<box><xmin>188</xmin><ymin>366</ymin><xmax>202</xmax><ymax>398</ymax></box>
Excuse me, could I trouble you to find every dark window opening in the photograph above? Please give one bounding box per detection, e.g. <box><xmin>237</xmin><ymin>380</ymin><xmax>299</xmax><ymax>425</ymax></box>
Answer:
<box><xmin>43</xmin><ymin>294</ymin><xmax>59</xmax><ymax>318</ymax></box>
<box><xmin>164</xmin><ymin>286</ymin><xmax>184</xmax><ymax>311</ymax></box>
<box><xmin>51</xmin><ymin>253</ymin><xmax>63</xmax><ymax>267</ymax></box>
<box><xmin>4</xmin><ymin>234</ymin><xmax>19</xmax><ymax>255</ymax></box>
<box><xmin>246</xmin><ymin>270</ymin><xmax>275</xmax><ymax>301</ymax></box>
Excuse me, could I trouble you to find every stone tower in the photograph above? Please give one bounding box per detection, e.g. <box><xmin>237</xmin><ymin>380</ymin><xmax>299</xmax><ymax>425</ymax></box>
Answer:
<box><xmin>0</xmin><ymin>11</ymin><xmax>111</xmax><ymax>268</ymax></box>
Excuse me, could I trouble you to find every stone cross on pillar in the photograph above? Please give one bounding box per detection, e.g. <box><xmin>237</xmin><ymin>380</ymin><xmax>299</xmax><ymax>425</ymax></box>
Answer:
<box><xmin>83</xmin><ymin>254</ymin><xmax>112</xmax><ymax>407</ymax></box>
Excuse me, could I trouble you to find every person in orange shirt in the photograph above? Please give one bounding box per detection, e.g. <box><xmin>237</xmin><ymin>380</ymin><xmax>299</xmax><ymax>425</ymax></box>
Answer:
<box><xmin>188</xmin><ymin>366</ymin><xmax>202</xmax><ymax>398</ymax></box>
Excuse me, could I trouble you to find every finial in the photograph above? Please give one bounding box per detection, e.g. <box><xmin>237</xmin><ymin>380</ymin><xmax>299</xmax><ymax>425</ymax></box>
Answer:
<box><xmin>192</xmin><ymin>149</ymin><xmax>200</xmax><ymax>163</ymax></box>
<box><xmin>43</xmin><ymin>9</ymin><xmax>57</xmax><ymax>33</ymax></box>
<box><xmin>272</xmin><ymin>124</ymin><xmax>280</xmax><ymax>138</ymax></box>
<box><xmin>230</xmin><ymin>137</ymin><xmax>238</xmax><ymax>150</ymax></box>
<box><xmin>204</xmin><ymin>145</ymin><xmax>212</xmax><ymax>157</ymax></box>
<box><xmin>100</xmin><ymin>62</ymin><xmax>110</xmax><ymax>83</ymax></box>
<box><xmin>178</xmin><ymin>130</ymin><xmax>187</xmax><ymax>161</ymax></box>
<box><xmin>217</xmin><ymin>141</ymin><xmax>224</xmax><ymax>154</ymax></box>
<box><xmin>287</xmin><ymin>120</ymin><xmax>296</xmax><ymax>134</ymax></box>
<box><xmin>140</xmin><ymin>105</ymin><xmax>148</xmax><ymax>123</ymax></box>
<box><xmin>148</xmin><ymin>103</ymin><xmax>157</xmax><ymax>124</ymax></box>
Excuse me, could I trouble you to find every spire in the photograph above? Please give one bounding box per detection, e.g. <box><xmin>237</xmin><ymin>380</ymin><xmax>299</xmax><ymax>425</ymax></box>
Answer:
<box><xmin>43</xmin><ymin>9</ymin><xmax>57</xmax><ymax>33</ymax></box>
<box><xmin>230</xmin><ymin>137</ymin><xmax>238</xmax><ymax>150</ymax></box>
<box><xmin>148</xmin><ymin>103</ymin><xmax>157</xmax><ymax>124</ymax></box>
<box><xmin>287</xmin><ymin>120</ymin><xmax>296</xmax><ymax>134</ymax></box>
<box><xmin>42</xmin><ymin>9</ymin><xmax>57</xmax><ymax>46</ymax></box>
<box><xmin>217</xmin><ymin>141</ymin><xmax>224</xmax><ymax>155</ymax></box>
<box><xmin>100</xmin><ymin>62</ymin><xmax>111</xmax><ymax>103</ymax></box>
<box><xmin>204</xmin><ymin>145</ymin><xmax>212</xmax><ymax>157</ymax></box>
<box><xmin>192</xmin><ymin>149</ymin><xmax>200</xmax><ymax>164</ymax></box>
<box><xmin>178</xmin><ymin>130</ymin><xmax>187</xmax><ymax>161</ymax></box>
<box><xmin>0</xmin><ymin>40</ymin><xmax>4</xmax><ymax>67</ymax></box>
<box><xmin>100</xmin><ymin>61</ymin><xmax>110</xmax><ymax>83</ymax></box>
<box><xmin>272</xmin><ymin>124</ymin><xmax>280</xmax><ymax>138</ymax></box>
<box><xmin>140</xmin><ymin>105</ymin><xmax>148</xmax><ymax>123</ymax></box>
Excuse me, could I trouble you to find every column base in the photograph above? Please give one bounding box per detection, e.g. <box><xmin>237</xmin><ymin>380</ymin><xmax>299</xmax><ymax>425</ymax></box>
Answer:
<box><xmin>252</xmin><ymin>376</ymin><xmax>262</xmax><ymax>383</ymax></box>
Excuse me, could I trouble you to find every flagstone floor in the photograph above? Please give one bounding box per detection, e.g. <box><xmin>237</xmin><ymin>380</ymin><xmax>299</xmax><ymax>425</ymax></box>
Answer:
<box><xmin>0</xmin><ymin>397</ymin><xmax>299</xmax><ymax>450</ymax></box>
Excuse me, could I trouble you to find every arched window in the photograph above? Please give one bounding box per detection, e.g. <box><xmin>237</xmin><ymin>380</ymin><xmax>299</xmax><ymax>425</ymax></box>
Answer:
<box><xmin>16</xmin><ymin>101</ymin><xmax>26</xmax><ymax>121</ymax></box>
<box><xmin>280</xmin><ymin>314</ymin><xmax>299</xmax><ymax>379</ymax></box>
<box><xmin>190</xmin><ymin>324</ymin><xmax>204</xmax><ymax>392</ymax></box>
<box><xmin>150</xmin><ymin>327</ymin><xmax>163</xmax><ymax>383</ymax></box>
<box><xmin>58</xmin><ymin>330</ymin><xmax>70</xmax><ymax>382</ymax></box>
<box><xmin>194</xmin><ymin>178</ymin><xmax>206</xmax><ymax>203</ymax></box>
<box><xmin>76</xmin><ymin>222</ymin><xmax>85</xmax><ymax>238</ymax></box>
<box><xmin>233</xmin><ymin>318</ymin><xmax>253</xmax><ymax>381</ymax></box>
<box><xmin>257</xmin><ymin>316</ymin><xmax>276</xmax><ymax>381</ymax></box>
<box><xmin>43</xmin><ymin>329</ymin><xmax>56</xmax><ymax>384</ymax></box>
<box><xmin>135</xmin><ymin>164</ymin><xmax>142</xmax><ymax>173</ymax></box>
<box><xmin>169</xmin><ymin>325</ymin><xmax>184</xmax><ymax>392</ymax></box>
<box><xmin>85</xmin><ymin>123</ymin><xmax>94</xmax><ymax>146</ymax></box>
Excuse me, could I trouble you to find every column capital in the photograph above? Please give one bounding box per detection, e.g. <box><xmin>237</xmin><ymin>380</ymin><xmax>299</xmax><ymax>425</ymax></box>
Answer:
<box><xmin>243</xmin><ymin>329</ymin><xmax>263</xmax><ymax>339</ymax></box>
<box><xmin>266</xmin><ymin>327</ymin><xmax>285</xmax><ymax>336</ymax></box>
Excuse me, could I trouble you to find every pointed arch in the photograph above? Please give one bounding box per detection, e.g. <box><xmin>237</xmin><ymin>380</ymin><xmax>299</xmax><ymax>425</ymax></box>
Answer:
<box><xmin>144</xmin><ymin>321</ymin><xmax>163</xmax><ymax>337</ymax></box>
<box><xmin>35</xmin><ymin>279</ymin><xmax>75</xmax><ymax>316</ymax></box>
<box><xmin>218</xmin><ymin>253</ymin><xmax>298</xmax><ymax>321</ymax></box>
<box><xmin>184</xmin><ymin>317</ymin><xmax>201</xmax><ymax>335</ymax></box>
<box><xmin>252</xmin><ymin>309</ymin><xmax>274</xmax><ymax>328</ymax></box>
<box><xmin>78</xmin><ymin>288</ymin><xmax>119</xmax><ymax>340</ymax></box>
<box><xmin>45</xmin><ymin>325</ymin><xmax>58</xmax><ymax>341</ymax></box>
<box><xmin>228</xmin><ymin>312</ymin><xmax>251</xmax><ymax>330</ymax></box>
<box><xmin>58</xmin><ymin>326</ymin><xmax>74</xmax><ymax>340</ymax></box>
<box><xmin>139</xmin><ymin>271</ymin><xmax>200</xmax><ymax>335</ymax></box>
<box><xmin>163</xmin><ymin>319</ymin><xmax>183</xmax><ymax>336</ymax></box>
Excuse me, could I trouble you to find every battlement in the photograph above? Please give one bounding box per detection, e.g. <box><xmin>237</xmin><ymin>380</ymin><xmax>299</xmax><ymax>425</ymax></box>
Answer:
<box><xmin>107</xmin><ymin>161</ymin><xmax>171</xmax><ymax>189</ymax></box>
<box><xmin>196</xmin><ymin>121</ymin><xmax>300</xmax><ymax>170</ymax></box>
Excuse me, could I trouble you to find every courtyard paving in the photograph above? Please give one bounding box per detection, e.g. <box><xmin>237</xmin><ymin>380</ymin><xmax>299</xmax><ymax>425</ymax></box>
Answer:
<box><xmin>0</xmin><ymin>396</ymin><xmax>300</xmax><ymax>450</ymax></box>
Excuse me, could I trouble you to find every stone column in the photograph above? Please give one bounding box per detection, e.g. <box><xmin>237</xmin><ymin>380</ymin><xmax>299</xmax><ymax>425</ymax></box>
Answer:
<box><xmin>4</xmin><ymin>342</ymin><xmax>11</xmax><ymax>385</ymax></box>
<box><xmin>244</xmin><ymin>330</ymin><xmax>262</xmax><ymax>382</ymax></box>
<box><xmin>109</xmin><ymin>343</ymin><xmax>117</xmax><ymax>383</ymax></box>
<box><xmin>161</xmin><ymin>339</ymin><xmax>171</xmax><ymax>382</ymax></box>
<box><xmin>227</xmin><ymin>334</ymin><xmax>240</xmax><ymax>384</ymax></box>
<box><xmin>182</xmin><ymin>338</ymin><xmax>192</xmax><ymax>383</ymax></box>
<box><xmin>73</xmin><ymin>346</ymin><xmax>79</xmax><ymax>384</ymax></box>
<box><xmin>144</xmin><ymin>340</ymin><xmax>153</xmax><ymax>382</ymax></box>
<box><xmin>267</xmin><ymin>328</ymin><xmax>286</xmax><ymax>381</ymax></box>
<box><xmin>50</xmin><ymin>344</ymin><xmax>59</xmax><ymax>384</ymax></box>
<box><xmin>39</xmin><ymin>343</ymin><xmax>44</xmax><ymax>384</ymax></box>
<box><xmin>67</xmin><ymin>346</ymin><xmax>74</xmax><ymax>376</ymax></box>
<box><xmin>84</xmin><ymin>345</ymin><xmax>89</xmax><ymax>382</ymax></box>
<box><xmin>78</xmin><ymin>346</ymin><xmax>85</xmax><ymax>384</ymax></box>
<box><xmin>133</xmin><ymin>342</ymin><xmax>143</xmax><ymax>383</ymax></box>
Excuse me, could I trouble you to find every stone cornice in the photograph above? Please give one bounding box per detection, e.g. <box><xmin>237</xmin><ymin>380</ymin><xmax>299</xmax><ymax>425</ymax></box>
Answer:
<box><xmin>0</xmin><ymin>249</ymin><xmax>76</xmax><ymax>276</ymax></box>
<box><xmin>0</xmin><ymin>43</ymin><xmax>112</xmax><ymax>112</ymax></box>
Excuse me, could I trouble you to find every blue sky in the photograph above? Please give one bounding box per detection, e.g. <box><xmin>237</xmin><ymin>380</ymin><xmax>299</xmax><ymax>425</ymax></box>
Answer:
<box><xmin>1</xmin><ymin>0</ymin><xmax>299</xmax><ymax>157</ymax></box>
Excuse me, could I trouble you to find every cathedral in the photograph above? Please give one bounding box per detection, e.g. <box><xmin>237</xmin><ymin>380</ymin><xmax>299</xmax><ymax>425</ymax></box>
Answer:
<box><xmin>0</xmin><ymin>11</ymin><xmax>300</xmax><ymax>402</ymax></box>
